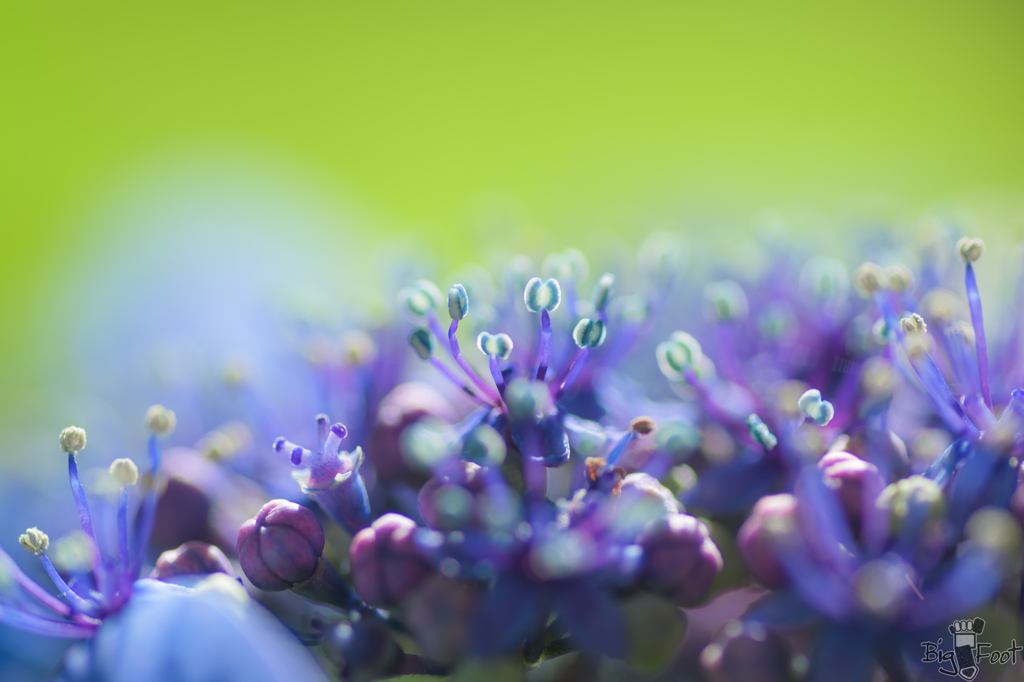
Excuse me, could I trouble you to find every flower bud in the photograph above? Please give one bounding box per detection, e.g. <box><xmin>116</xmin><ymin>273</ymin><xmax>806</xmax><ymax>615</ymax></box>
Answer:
<box><xmin>237</xmin><ymin>500</ymin><xmax>325</xmax><ymax>592</ymax></box>
<box><xmin>152</xmin><ymin>541</ymin><xmax>234</xmax><ymax>580</ymax></box>
<box><xmin>145</xmin><ymin>405</ymin><xmax>177</xmax><ymax>436</ymax></box>
<box><xmin>59</xmin><ymin>426</ymin><xmax>87</xmax><ymax>453</ymax></box>
<box><xmin>854</xmin><ymin>262</ymin><xmax>885</xmax><ymax>296</ymax></box>
<box><xmin>817</xmin><ymin>451</ymin><xmax>883</xmax><ymax>529</ymax></box>
<box><xmin>109</xmin><ymin>458</ymin><xmax>139</xmax><ymax>487</ymax></box>
<box><xmin>957</xmin><ymin>237</ymin><xmax>985</xmax><ymax>263</ymax></box>
<box><xmin>523</xmin><ymin>277</ymin><xmax>561</xmax><ymax>313</ymax></box>
<box><xmin>369</xmin><ymin>382</ymin><xmax>457</xmax><ymax>483</ymax></box>
<box><xmin>639</xmin><ymin>513</ymin><xmax>723</xmax><ymax>606</ymax></box>
<box><xmin>447</xmin><ymin>283</ymin><xmax>469</xmax><ymax>321</ymax></box>
<box><xmin>475</xmin><ymin>331</ymin><xmax>513</xmax><ymax>360</ymax></box>
<box><xmin>656</xmin><ymin>331</ymin><xmax>703</xmax><ymax>381</ymax></box>
<box><xmin>349</xmin><ymin>514</ymin><xmax>434</xmax><ymax>607</ymax></box>
<box><xmin>572</xmin><ymin>318</ymin><xmax>607</xmax><ymax>349</ymax></box>
<box><xmin>19</xmin><ymin>527</ymin><xmax>49</xmax><ymax>554</ymax></box>
<box><xmin>736</xmin><ymin>494</ymin><xmax>798</xmax><ymax>589</ymax></box>
<box><xmin>408</xmin><ymin>328</ymin><xmax>434</xmax><ymax>360</ymax></box>
<box><xmin>419</xmin><ymin>462</ymin><xmax>488</xmax><ymax>531</ymax></box>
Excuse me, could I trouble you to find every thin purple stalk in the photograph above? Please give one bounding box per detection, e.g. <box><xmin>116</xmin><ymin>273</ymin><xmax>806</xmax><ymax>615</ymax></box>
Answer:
<box><xmin>606</xmin><ymin>430</ymin><xmax>636</xmax><ymax>466</ymax></box>
<box><xmin>130</xmin><ymin>435</ymin><xmax>162</xmax><ymax>580</ymax></box>
<box><xmin>0</xmin><ymin>546</ymin><xmax>73</xmax><ymax>618</ymax></box>
<box><xmin>448</xmin><ymin>320</ymin><xmax>502</xmax><ymax>404</ymax></box>
<box><xmin>554</xmin><ymin>348</ymin><xmax>589</xmax><ymax>399</ymax></box>
<box><xmin>965</xmin><ymin>263</ymin><xmax>992</xmax><ymax>408</ymax></box>
<box><xmin>429</xmin><ymin>357</ymin><xmax>493</xmax><ymax>405</ymax></box>
<box><xmin>0</xmin><ymin>603</ymin><xmax>96</xmax><ymax>639</ymax></box>
<box><xmin>488</xmin><ymin>356</ymin><xmax>507</xmax><ymax>395</ymax></box>
<box><xmin>39</xmin><ymin>554</ymin><xmax>99</xmax><ymax>616</ymax></box>
<box><xmin>117</xmin><ymin>487</ymin><xmax>130</xmax><ymax>595</ymax></box>
<box><xmin>67</xmin><ymin>453</ymin><xmax>106</xmax><ymax>595</ymax></box>
<box><xmin>532</xmin><ymin>309</ymin><xmax>553</xmax><ymax>381</ymax></box>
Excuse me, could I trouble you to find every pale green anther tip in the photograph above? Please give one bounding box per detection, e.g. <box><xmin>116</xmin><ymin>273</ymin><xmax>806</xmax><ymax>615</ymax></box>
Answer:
<box><xmin>504</xmin><ymin>378</ymin><xmax>552</xmax><ymax>420</ymax></box>
<box><xmin>409</xmin><ymin>328</ymin><xmax>434</xmax><ymax>361</ymax></box>
<box><xmin>543</xmin><ymin>248</ymin><xmax>589</xmax><ymax>283</ymax></box>
<box><xmin>524</xmin><ymin>277</ymin><xmax>562</xmax><ymax>313</ymax></box>
<box><xmin>591</xmin><ymin>273</ymin><xmax>615</xmax><ymax>312</ymax></box>
<box><xmin>797</xmin><ymin>389</ymin><xmax>834</xmax><ymax>427</ymax></box>
<box><xmin>145</xmin><ymin>405</ymin><xmax>177</xmax><ymax>436</ymax></box>
<box><xmin>476</xmin><ymin>331</ymin><xmax>514</xmax><ymax>360</ymax></box>
<box><xmin>703</xmin><ymin>280</ymin><xmax>749</xmax><ymax>322</ymax></box>
<box><xmin>19</xmin><ymin>527</ymin><xmax>49</xmax><ymax>555</ymax></box>
<box><xmin>630</xmin><ymin>416</ymin><xmax>657</xmax><ymax>435</ymax></box>
<box><xmin>746</xmin><ymin>414</ymin><xmax>778</xmax><ymax>450</ymax></box>
<box><xmin>448</xmin><ymin>283</ymin><xmax>469</xmax><ymax>321</ymax></box>
<box><xmin>400</xmin><ymin>280</ymin><xmax>444</xmax><ymax>316</ymax></box>
<box><xmin>854</xmin><ymin>262</ymin><xmax>886</xmax><ymax>296</ymax></box>
<box><xmin>900</xmin><ymin>313</ymin><xmax>927</xmax><ymax>336</ymax></box>
<box><xmin>109</xmin><ymin>458</ymin><xmax>139</xmax><ymax>487</ymax></box>
<box><xmin>957</xmin><ymin>237</ymin><xmax>984</xmax><ymax>263</ymax></box>
<box><xmin>656</xmin><ymin>331</ymin><xmax>703</xmax><ymax>381</ymax></box>
<box><xmin>572</xmin><ymin>318</ymin><xmax>607</xmax><ymax>349</ymax></box>
<box><xmin>886</xmin><ymin>265</ymin><xmax>914</xmax><ymax>293</ymax></box>
<box><xmin>59</xmin><ymin>426</ymin><xmax>87</xmax><ymax>453</ymax></box>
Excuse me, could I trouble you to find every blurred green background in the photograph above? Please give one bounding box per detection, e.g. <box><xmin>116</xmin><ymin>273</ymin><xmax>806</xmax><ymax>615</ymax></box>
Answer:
<box><xmin>3</xmin><ymin>1</ymin><xmax>1024</xmax><ymax>428</ymax></box>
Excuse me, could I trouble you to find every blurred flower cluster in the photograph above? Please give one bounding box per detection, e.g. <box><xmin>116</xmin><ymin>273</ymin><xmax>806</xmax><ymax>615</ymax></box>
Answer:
<box><xmin>4</xmin><ymin>222</ymin><xmax>1024</xmax><ymax>682</ymax></box>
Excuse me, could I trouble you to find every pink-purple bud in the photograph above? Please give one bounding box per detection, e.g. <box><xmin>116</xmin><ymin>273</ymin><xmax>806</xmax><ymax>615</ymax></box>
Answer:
<box><xmin>349</xmin><ymin>513</ymin><xmax>434</xmax><ymax>607</ymax></box>
<box><xmin>237</xmin><ymin>500</ymin><xmax>325</xmax><ymax>592</ymax></box>
<box><xmin>152</xmin><ymin>541</ymin><xmax>234</xmax><ymax>580</ymax></box>
<box><xmin>639</xmin><ymin>513</ymin><xmax>723</xmax><ymax>606</ymax></box>
<box><xmin>368</xmin><ymin>383</ymin><xmax>457</xmax><ymax>483</ymax></box>
<box><xmin>817</xmin><ymin>451</ymin><xmax>884</xmax><ymax>531</ymax></box>
<box><xmin>736</xmin><ymin>494</ymin><xmax>798</xmax><ymax>589</ymax></box>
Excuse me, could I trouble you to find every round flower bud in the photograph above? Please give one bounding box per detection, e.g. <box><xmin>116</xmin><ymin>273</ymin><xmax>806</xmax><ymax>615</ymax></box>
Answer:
<box><xmin>349</xmin><ymin>513</ymin><xmax>434</xmax><ymax>607</ymax></box>
<box><xmin>704</xmin><ymin>280</ymin><xmax>749</xmax><ymax>322</ymax></box>
<box><xmin>656</xmin><ymin>331</ymin><xmax>703</xmax><ymax>381</ymax></box>
<box><xmin>408</xmin><ymin>328</ymin><xmax>434</xmax><ymax>361</ymax></box>
<box><xmin>876</xmin><ymin>475</ymin><xmax>945</xmax><ymax>535</ymax></box>
<box><xmin>639</xmin><ymin>513</ymin><xmax>723</xmax><ymax>606</ymax></box>
<box><xmin>475</xmin><ymin>331</ymin><xmax>513</xmax><ymax>360</ymax></box>
<box><xmin>109</xmin><ymin>458</ymin><xmax>139</xmax><ymax>487</ymax></box>
<box><xmin>19</xmin><ymin>527</ymin><xmax>49</xmax><ymax>554</ymax></box>
<box><xmin>853</xmin><ymin>262</ymin><xmax>886</xmax><ymax>296</ymax></box>
<box><xmin>523</xmin><ymin>277</ymin><xmax>561</xmax><ymax>313</ymax></box>
<box><xmin>152</xmin><ymin>541</ymin><xmax>234</xmax><ymax>580</ymax></box>
<box><xmin>145</xmin><ymin>405</ymin><xmax>177</xmax><ymax>436</ymax></box>
<box><xmin>572</xmin><ymin>318</ymin><xmax>607</xmax><ymax>349</ymax></box>
<box><xmin>736</xmin><ymin>494</ymin><xmax>798</xmax><ymax>589</ymax></box>
<box><xmin>368</xmin><ymin>383</ymin><xmax>457</xmax><ymax>483</ymax></box>
<box><xmin>419</xmin><ymin>462</ymin><xmax>488</xmax><ymax>531</ymax></box>
<box><xmin>957</xmin><ymin>237</ymin><xmax>985</xmax><ymax>263</ymax></box>
<box><xmin>447</xmin><ymin>283</ymin><xmax>469</xmax><ymax>321</ymax></box>
<box><xmin>591</xmin><ymin>273</ymin><xmax>615</xmax><ymax>312</ymax></box>
<box><xmin>817</xmin><ymin>451</ymin><xmax>884</xmax><ymax>529</ymax></box>
<box><xmin>886</xmin><ymin>265</ymin><xmax>915</xmax><ymax>293</ymax></box>
<box><xmin>900</xmin><ymin>313</ymin><xmax>927</xmax><ymax>336</ymax></box>
<box><xmin>237</xmin><ymin>500</ymin><xmax>325</xmax><ymax>592</ymax></box>
<box><xmin>59</xmin><ymin>426</ymin><xmax>87</xmax><ymax>453</ymax></box>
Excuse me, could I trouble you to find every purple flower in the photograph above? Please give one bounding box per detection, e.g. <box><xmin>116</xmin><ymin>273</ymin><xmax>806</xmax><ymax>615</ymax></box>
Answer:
<box><xmin>638</xmin><ymin>512</ymin><xmax>723</xmax><ymax>606</ymax></box>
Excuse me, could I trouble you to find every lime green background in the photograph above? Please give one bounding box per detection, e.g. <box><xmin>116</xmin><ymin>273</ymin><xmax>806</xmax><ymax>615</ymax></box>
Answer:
<box><xmin>3</xmin><ymin>1</ymin><xmax>1024</xmax><ymax>424</ymax></box>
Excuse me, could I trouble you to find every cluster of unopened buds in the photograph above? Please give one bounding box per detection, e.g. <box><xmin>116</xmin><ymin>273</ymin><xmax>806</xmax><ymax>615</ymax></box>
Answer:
<box><xmin>7</xmin><ymin>231</ymin><xmax>1024</xmax><ymax>682</ymax></box>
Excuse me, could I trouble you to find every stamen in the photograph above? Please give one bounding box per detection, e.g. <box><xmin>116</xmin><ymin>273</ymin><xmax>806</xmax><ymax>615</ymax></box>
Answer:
<box><xmin>853</xmin><ymin>262</ymin><xmax>886</xmax><ymax>297</ymax></box>
<box><xmin>317</xmin><ymin>414</ymin><xmax>329</xmax><ymax>452</ymax></box>
<box><xmin>131</xmin><ymin>417</ymin><xmax>166</xmax><ymax>583</ymax></box>
<box><xmin>409</xmin><ymin>328</ymin><xmax>494</xmax><ymax>406</ymax></box>
<box><xmin>591</xmin><ymin>273</ymin><xmax>615</xmax><ymax>316</ymax></box>
<box><xmin>606</xmin><ymin>419</ymin><xmax>656</xmax><ymax>466</ymax></box>
<box><xmin>747</xmin><ymin>414</ymin><xmax>778</xmax><ymax>451</ymax></box>
<box><xmin>109</xmin><ymin>458</ymin><xmax>138</xmax><ymax>596</ymax></box>
<box><xmin>523</xmin><ymin>277</ymin><xmax>561</xmax><ymax>381</ymax></box>
<box><xmin>797</xmin><ymin>389</ymin><xmax>835</xmax><ymax>427</ymax></box>
<box><xmin>533</xmin><ymin>310</ymin><xmax>553</xmax><ymax>381</ymax></box>
<box><xmin>144</xmin><ymin>405</ymin><xmax>177</xmax><ymax>436</ymax></box>
<box><xmin>65</xmin><ymin>439</ymin><xmax>104</xmax><ymax>594</ymax></box>
<box><xmin>963</xmin><ymin>253</ymin><xmax>992</xmax><ymax>408</ymax></box>
<box><xmin>0</xmin><ymin>603</ymin><xmax>96</xmax><ymax>639</ymax></box>
<box><xmin>38</xmin><ymin>554</ymin><xmax>99</xmax><ymax>616</ymax></box>
<box><xmin>0</xmin><ymin>546</ymin><xmax>73</xmax><ymax>618</ymax></box>
<box><xmin>448</xmin><ymin>319</ymin><xmax>502</xmax><ymax>404</ymax></box>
